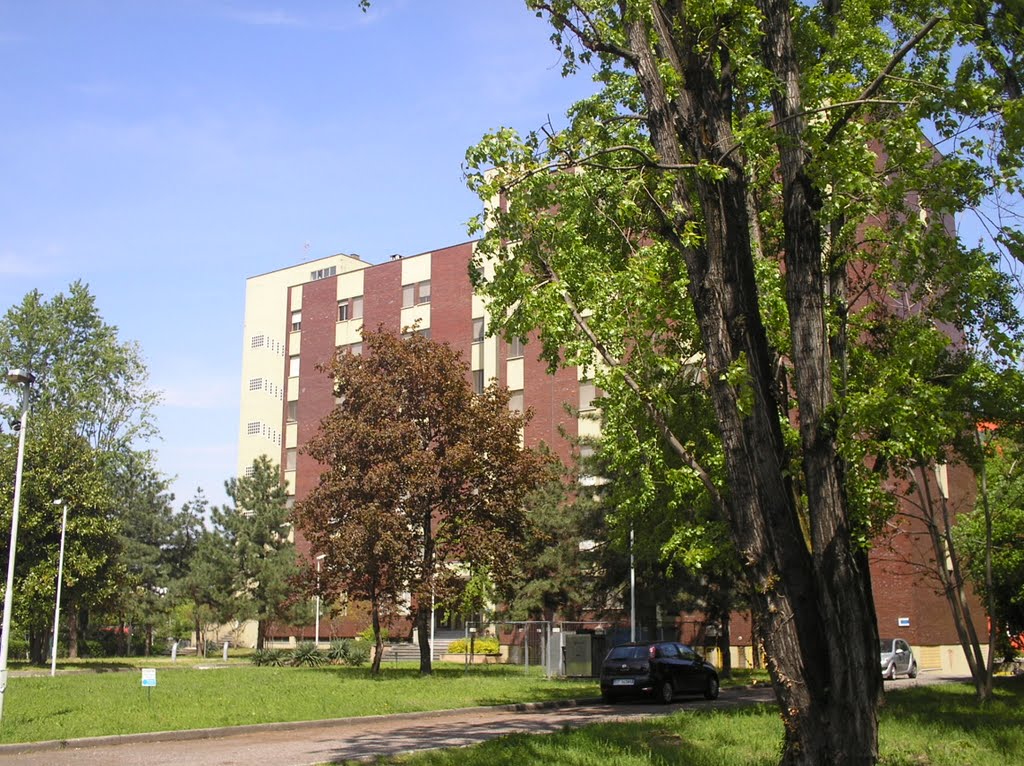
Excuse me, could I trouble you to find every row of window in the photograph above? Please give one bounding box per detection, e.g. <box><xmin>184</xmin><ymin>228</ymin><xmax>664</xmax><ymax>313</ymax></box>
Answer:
<box><xmin>290</xmin><ymin>296</ymin><xmax>366</xmax><ymax>334</ymax></box>
<box><xmin>245</xmin><ymin>421</ymin><xmax>282</xmax><ymax>445</ymax></box>
<box><xmin>248</xmin><ymin>378</ymin><xmax>284</xmax><ymax>399</ymax></box>
<box><xmin>339</xmin><ymin>295</ymin><xmax>363</xmax><ymax>321</ymax></box>
<box><xmin>311</xmin><ymin>265</ymin><xmax>337</xmax><ymax>281</ymax></box>
<box><xmin>403</xmin><ymin>280</ymin><xmax>430</xmax><ymax>308</ymax></box>
<box><xmin>250</xmin><ymin>334</ymin><xmax>286</xmax><ymax>355</ymax></box>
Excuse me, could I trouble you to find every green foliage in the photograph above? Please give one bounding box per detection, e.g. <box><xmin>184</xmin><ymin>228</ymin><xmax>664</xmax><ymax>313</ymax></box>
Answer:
<box><xmin>216</xmin><ymin>457</ymin><xmax>303</xmax><ymax>648</ymax></box>
<box><xmin>446</xmin><ymin>637</ymin><xmax>501</xmax><ymax>655</ymax></box>
<box><xmin>955</xmin><ymin>436</ymin><xmax>1024</xmax><ymax>644</ymax></box>
<box><xmin>289</xmin><ymin>642</ymin><xmax>327</xmax><ymax>667</ymax></box>
<box><xmin>0</xmin><ymin>281</ymin><xmax>159</xmax><ymax>451</ymax></box>
<box><xmin>327</xmin><ymin>638</ymin><xmax>372</xmax><ymax>666</ymax></box>
<box><xmin>249</xmin><ymin>649</ymin><xmax>285</xmax><ymax>667</ymax></box>
<box><xmin>330</xmin><ymin>639</ymin><xmax>370</xmax><ymax>667</ymax></box>
<box><xmin>358</xmin><ymin>626</ymin><xmax>388</xmax><ymax>643</ymax></box>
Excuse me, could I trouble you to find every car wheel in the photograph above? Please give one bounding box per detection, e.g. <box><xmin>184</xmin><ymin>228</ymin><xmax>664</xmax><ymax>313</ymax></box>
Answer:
<box><xmin>704</xmin><ymin>675</ymin><xmax>720</xmax><ymax>700</ymax></box>
<box><xmin>658</xmin><ymin>680</ymin><xmax>675</xmax><ymax>704</ymax></box>
<box><xmin>601</xmin><ymin>690</ymin><xmax>616</xmax><ymax>704</ymax></box>
<box><xmin>908</xmin><ymin>661</ymin><xmax>918</xmax><ymax>679</ymax></box>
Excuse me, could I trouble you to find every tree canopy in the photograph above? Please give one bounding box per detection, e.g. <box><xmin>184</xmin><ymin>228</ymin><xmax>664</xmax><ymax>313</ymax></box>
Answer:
<box><xmin>463</xmin><ymin>1</ymin><xmax>1022</xmax><ymax>763</ymax></box>
<box><xmin>294</xmin><ymin>328</ymin><xmax>549</xmax><ymax>674</ymax></box>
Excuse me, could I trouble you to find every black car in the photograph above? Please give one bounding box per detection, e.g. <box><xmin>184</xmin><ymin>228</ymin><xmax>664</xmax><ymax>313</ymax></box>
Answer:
<box><xmin>599</xmin><ymin>641</ymin><xmax>720</xmax><ymax>704</ymax></box>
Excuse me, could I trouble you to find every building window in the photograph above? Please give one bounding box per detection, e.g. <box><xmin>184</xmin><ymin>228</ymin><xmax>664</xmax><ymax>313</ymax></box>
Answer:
<box><xmin>402</xmin><ymin>281</ymin><xmax>431</xmax><ymax>308</ymax></box>
<box><xmin>579</xmin><ymin>380</ymin><xmax>597</xmax><ymax>411</ymax></box>
<box><xmin>287</xmin><ymin>400</ymin><xmax>298</xmax><ymax>422</ymax></box>
<box><xmin>509</xmin><ymin>336</ymin><xmax>525</xmax><ymax>358</ymax></box>
<box><xmin>310</xmin><ymin>266</ymin><xmax>337</xmax><ymax>281</ymax></box>
<box><xmin>285</xmin><ymin>448</ymin><xmax>297</xmax><ymax>471</ymax></box>
<box><xmin>350</xmin><ymin>342</ymin><xmax>363</xmax><ymax>355</ymax></box>
<box><xmin>247</xmin><ymin>421</ymin><xmax>261</xmax><ymax>436</ymax></box>
<box><xmin>472</xmin><ymin>369</ymin><xmax>485</xmax><ymax>394</ymax></box>
<box><xmin>290</xmin><ymin>311</ymin><xmax>301</xmax><ymax>332</ymax></box>
<box><xmin>244</xmin><ymin>465</ymin><xmax>256</xmax><ymax>478</ymax></box>
<box><xmin>289</xmin><ymin>355</ymin><xmax>300</xmax><ymax>377</ymax></box>
<box><xmin>338</xmin><ymin>295</ymin><xmax>364</xmax><ymax>321</ymax></box>
<box><xmin>251</xmin><ymin>334</ymin><xmax>265</xmax><ymax>349</ymax></box>
<box><xmin>249</xmin><ymin>378</ymin><xmax>263</xmax><ymax>392</ymax></box>
<box><xmin>509</xmin><ymin>389</ymin><xmax>524</xmax><ymax>413</ymax></box>
<box><xmin>472</xmin><ymin>317</ymin><xmax>485</xmax><ymax>343</ymax></box>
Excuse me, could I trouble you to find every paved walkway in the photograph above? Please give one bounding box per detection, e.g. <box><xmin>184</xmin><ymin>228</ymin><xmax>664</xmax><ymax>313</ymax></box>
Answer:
<box><xmin>0</xmin><ymin>687</ymin><xmax>778</xmax><ymax>766</ymax></box>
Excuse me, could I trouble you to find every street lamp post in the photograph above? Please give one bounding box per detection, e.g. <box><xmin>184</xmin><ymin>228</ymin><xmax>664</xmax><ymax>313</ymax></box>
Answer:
<box><xmin>629</xmin><ymin>525</ymin><xmax>636</xmax><ymax>643</ymax></box>
<box><xmin>0</xmin><ymin>369</ymin><xmax>34</xmax><ymax>724</ymax></box>
<box><xmin>314</xmin><ymin>554</ymin><xmax>326</xmax><ymax>646</ymax></box>
<box><xmin>50</xmin><ymin>499</ymin><xmax>67</xmax><ymax>677</ymax></box>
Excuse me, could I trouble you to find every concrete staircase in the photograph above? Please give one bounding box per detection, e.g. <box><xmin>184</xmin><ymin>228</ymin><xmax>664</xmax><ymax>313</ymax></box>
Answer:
<box><xmin>378</xmin><ymin>637</ymin><xmax>460</xmax><ymax>663</ymax></box>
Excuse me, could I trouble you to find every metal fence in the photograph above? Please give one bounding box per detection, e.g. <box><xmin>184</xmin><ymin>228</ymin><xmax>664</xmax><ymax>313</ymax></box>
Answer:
<box><xmin>464</xmin><ymin>620</ymin><xmax>553</xmax><ymax>675</ymax></box>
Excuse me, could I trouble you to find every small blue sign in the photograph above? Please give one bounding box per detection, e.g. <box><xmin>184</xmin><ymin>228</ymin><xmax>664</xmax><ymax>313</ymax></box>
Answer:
<box><xmin>141</xmin><ymin>668</ymin><xmax>157</xmax><ymax>687</ymax></box>
<box><xmin>897</xmin><ymin>617</ymin><xmax>910</xmax><ymax>627</ymax></box>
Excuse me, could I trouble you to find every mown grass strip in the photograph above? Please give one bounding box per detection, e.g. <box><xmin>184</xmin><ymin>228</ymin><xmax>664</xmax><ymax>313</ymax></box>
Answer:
<box><xmin>370</xmin><ymin>677</ymin><xmax>1024</xmax><ymax>766</ymax></box>
<box><xmin>0</xmin><ymin>663</ymin><xmax>598</xmax><ymax>743</ymax></box>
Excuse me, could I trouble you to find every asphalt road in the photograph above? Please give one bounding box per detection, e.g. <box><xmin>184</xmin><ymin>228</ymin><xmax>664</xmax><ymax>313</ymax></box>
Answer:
<box><xmin>0</xmin><ymin>671</ymin><xmax>952</xmax><ymax>766</ymax></box>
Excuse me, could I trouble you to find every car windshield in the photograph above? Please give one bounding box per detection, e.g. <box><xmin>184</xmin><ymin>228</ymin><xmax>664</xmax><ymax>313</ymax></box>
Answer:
<box><xmin>607</xmin><ymin>645</ymin><xmax>647</xmax><ymax>660</ymax></box>
<box><xmin>879</xmin><ymin>640</ymin><xmax>892</xmax><ymax>652</ymax></box>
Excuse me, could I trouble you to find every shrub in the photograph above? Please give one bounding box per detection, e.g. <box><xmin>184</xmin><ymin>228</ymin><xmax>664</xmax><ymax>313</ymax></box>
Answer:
<box><xmin>327</xmin><ymin>639</ymin><xmax>354</xmax><ymax>663</ymax></box>
<box><xmin>7</xmin><ymin>639</ymin><xmax>29</xmax><ymax>661</ymax></box>
<box><xmin>250</xmin><ymin>649</ymin><xmax>285</xmax><ymax>667</ymax></box>
<box><xmin>447</xmin><ymin>637</ymin><xmax>501</xmax><ymax>654</ymax></box>
<box><xmin>289</xmin><ymin>642</ymin><xmax>327</xmax><ymax>667</ymax></box>
<box><xmin>358</xmin><ymin>626</ymin><xmax>388</xmax><ymax>643</ymax></box>
<box><xmin>341</xmin><ymin>640</ymin><xmax>370</xmax><ymax>666</ymax></box>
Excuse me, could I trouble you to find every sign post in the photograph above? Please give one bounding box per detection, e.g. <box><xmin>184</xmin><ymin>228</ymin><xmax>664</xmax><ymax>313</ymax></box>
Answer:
<box><xmin>141</xmin><ymin>667</ymin><xmax>156</xmax><ymax>706</ymax></box>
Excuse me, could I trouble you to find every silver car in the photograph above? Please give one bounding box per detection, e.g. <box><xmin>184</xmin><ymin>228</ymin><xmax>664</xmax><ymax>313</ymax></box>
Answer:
<box><xmin>880</xmin><ymin>638</ymin><xmax>918</xmax><ymax>679</ymax></box>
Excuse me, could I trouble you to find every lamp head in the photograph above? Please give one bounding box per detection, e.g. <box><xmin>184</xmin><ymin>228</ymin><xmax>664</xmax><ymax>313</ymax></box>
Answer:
<box><xmin>6</xmin><ymin>369</ymin><xmax>34</xmax><ymax>386</ymax></box>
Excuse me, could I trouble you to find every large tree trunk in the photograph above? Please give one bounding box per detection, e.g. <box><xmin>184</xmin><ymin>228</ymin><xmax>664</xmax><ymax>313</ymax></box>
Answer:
<box><xmin>914</xmin><ymin>463</ymin><xmax>991</xmax><ymax>700</ymax></box>
<box><xmin>369</xmin><ymin>592</ymin><xmax>383</xmax><ymax>675</ymax></box>
<box><xmin>67</xmin><ymin>607</ymin><xmax>79</xmax><ymax>659</ymax></box>
<box><xmin>256</xmin><ymin>618</ymin><xmax>267</xmax><ymax>651</ymax></box>
<box><xmin>417</xmin><ymin>510</ymin><xmax>434</xmax><ymax>675</ymax></box>
<box><xmin>621</xmin><ymin>5</ymin><xmax>880</xmax><ymax>762</ymax></box>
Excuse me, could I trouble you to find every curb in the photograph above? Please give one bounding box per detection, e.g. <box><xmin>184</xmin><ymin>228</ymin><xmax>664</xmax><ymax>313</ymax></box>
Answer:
<box><xmin>0</xmin><ymin>697</ymin><xmax>604</xmax><ymax>756</ymax></box>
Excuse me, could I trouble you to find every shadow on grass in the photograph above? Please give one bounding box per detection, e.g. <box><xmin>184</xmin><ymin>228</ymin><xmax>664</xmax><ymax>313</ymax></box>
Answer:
<box><xmin>11</xmin><ymin>660</ymin><xmax>138</xmax><ymax>673</ymax></box>
<box><xmin>881</xmin><ymin>676</ymin><xmax>1024</xmax><ymax>753</ymax></box>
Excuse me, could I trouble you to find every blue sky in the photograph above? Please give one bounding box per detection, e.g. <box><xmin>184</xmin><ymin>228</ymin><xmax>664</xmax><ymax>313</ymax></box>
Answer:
<box><xmin>0</xmin><ymin>1</ymin><xmax>598</xmax><ymax>509</ymax></box>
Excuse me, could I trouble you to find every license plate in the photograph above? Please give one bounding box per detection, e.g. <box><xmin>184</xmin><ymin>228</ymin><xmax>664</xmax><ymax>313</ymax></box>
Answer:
<box><xmin>613</xmin><ymin>679</ymin><xmax>634</xmax><ymax>686</ymax></box>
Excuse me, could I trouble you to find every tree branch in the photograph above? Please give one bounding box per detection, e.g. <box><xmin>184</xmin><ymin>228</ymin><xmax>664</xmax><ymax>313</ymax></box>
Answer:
<box><xmin>824</xmin><ymin>15</ymin><xmax>943</xmax><ymax>144</ymax></box>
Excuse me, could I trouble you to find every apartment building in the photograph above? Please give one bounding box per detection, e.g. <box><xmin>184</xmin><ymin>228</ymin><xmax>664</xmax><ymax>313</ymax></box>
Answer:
<box><xmin>237</xmin><ymin>242</ymin><xmax>986</xmax><ymax>674</ymax></box>
<box><xmin>238</xmin><ymin>239</ymin><xmax>597</xmax><ymax>512</ymax></box>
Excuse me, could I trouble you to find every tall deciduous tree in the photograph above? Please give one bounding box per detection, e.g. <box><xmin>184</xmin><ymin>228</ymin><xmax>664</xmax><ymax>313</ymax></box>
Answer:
<box><xmin>955</xmin><ymin>435</ymin><xmax>1024</xmax><ymax>660</ymax></box>
<box><xmin>0</xmin><ymin>413</ymin><xmax>122</xmax><ymax>662</ymax></box>
<box><xmin>462</xmin><ymin>1</ymin><xmax>1022</xmax><ymax>763</ymax></box>
<box><xmin>294</xmin><ymin>328</ymin><xmax>549</xmax><ymax>675</ymax></box>
<box><xmin>0</xmin><ymin>281</ymin><xmax>159</xmax><ymax>452</ymax></box>
<box><xmin>0</xmin><ymin>282</ymin><xmax>162</xmax><ymax>659</ymax></box>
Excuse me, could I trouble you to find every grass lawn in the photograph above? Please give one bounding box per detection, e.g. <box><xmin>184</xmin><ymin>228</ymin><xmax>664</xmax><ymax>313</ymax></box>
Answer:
<box><xmin>372</xmin><ymin>677</ymin><xmax>1024</xmax><ymax>766</ymax></box>
<box><xmin>0</xmin><ymin>661</ymin><xmax>600</xmax><ymax>743</ymax></box>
